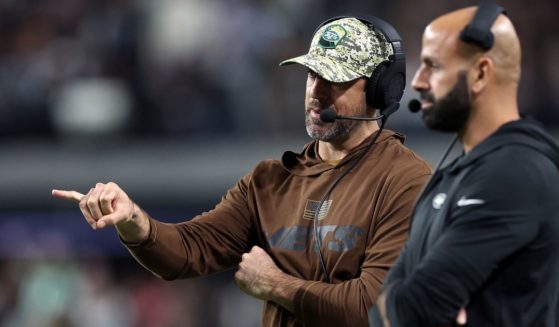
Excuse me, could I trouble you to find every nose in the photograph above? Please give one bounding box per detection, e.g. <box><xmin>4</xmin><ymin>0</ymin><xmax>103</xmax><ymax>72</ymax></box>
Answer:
<box><xmin>411</xmin><ymin>67</ymin><xmax>429</xmax><ymax>92</ymax></box>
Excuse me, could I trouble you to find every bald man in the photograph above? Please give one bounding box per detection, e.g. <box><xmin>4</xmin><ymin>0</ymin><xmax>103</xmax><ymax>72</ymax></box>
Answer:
<box><xmin>370</xmin><ymin>5</ymin><xmax>559</xmax><ymax>327</ymax></box>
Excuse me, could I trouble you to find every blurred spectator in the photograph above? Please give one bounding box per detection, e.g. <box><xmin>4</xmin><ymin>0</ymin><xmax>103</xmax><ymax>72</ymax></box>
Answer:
<box><xmin>1</xmin><ymin>0</ymin><xmax>558</xmax><ymax>140</ymax></box>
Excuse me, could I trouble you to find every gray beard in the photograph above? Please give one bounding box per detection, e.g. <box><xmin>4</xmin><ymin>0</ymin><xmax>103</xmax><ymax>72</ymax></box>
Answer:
<box><xmin>305</xmin><ymin>115</ymin><xmax>357</xmax><ymax>142</ymax></box>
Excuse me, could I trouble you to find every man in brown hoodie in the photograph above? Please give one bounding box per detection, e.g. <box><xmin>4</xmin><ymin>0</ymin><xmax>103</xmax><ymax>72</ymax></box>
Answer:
<box><xmin>53</xmin><ymin>16</ymin><xmax>431</xmax><ymax>327</ymax></box>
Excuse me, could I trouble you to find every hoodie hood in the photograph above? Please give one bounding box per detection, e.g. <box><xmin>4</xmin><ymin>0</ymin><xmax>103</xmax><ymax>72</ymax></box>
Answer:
<box><xmin>281</xmin><ymin>130</ymin><xmax>405</xmax><ymax>177</ymax></box>
<box><xmin>449</xmin><ymin>118</ymin><xmax>559</xmax><ymax>173</ymax></box>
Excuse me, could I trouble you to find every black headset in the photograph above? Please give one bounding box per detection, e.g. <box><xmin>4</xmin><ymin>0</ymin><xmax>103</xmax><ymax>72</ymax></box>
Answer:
<box><xmin>459</xmin><ymin>3</ymin><xmax>506</xmax><ymax>50</ymax></box>
<box><xmin>314</xmin><ymin>15</ymin><xmax>406</xmax><ymax>118</ymax></box>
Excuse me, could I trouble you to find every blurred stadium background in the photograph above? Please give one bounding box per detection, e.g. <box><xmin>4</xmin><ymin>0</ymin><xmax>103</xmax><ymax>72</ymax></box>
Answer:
<box><xmin>1</xmin><ymin>0</ymin><xmax>558</xmax><ymax>326</ymax></box>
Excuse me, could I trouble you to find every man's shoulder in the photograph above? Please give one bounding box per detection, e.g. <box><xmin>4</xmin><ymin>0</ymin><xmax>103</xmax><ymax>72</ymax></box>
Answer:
<box><xmin>476</xmin><ymin>142</ymin><xmax>556</xmax><ymax>175</ymax></box>
<box><xmin>377</xmin><ymin>131</ymin><xmax>432</xmax><ymax>176</ymax></box>
<box><xmin>250</xmin><ymin>159</ymin><xmax>286</xmax><ymax>176</ymax></box>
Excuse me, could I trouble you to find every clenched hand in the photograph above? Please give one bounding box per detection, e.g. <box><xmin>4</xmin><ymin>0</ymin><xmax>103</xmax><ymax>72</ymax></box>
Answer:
<box><xmin>235</xmin><ymin>246</ymin><xmax>303</xmax><ymax>312</ymax></box>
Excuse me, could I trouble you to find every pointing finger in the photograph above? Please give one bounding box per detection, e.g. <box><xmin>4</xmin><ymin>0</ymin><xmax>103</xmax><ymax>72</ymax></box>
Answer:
<box><xmin>52</xmin><ymin>189</ymin><xmax>85</xmax><ymax>202</ymax></box>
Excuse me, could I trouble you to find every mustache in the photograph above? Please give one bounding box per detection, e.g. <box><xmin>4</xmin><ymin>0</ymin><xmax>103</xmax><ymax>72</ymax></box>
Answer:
<box><xmin>419</xmin><ymin>91</ymin><xmax>435</xmax><ymax>102</ymax></box>
<box><xmin>307</xmin><ymin>99</ymin><xmax>321</xmax><ymax>109</ymax></box>
<box><xmin>306</xmin><ymin>99</ymin><xmax>333</xmax><ymax>112</ymax></box>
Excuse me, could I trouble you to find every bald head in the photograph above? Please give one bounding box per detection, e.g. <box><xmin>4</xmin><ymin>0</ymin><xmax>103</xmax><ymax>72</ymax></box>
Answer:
<box><xmin>413</xmin><ymin>6</ymin><xmax>523</xmax><ymax>150</ymax></box>
<box><xmin>427</xmin><ymin>6</ymin><xmax>521</xmax><ymax>85</ymax></box>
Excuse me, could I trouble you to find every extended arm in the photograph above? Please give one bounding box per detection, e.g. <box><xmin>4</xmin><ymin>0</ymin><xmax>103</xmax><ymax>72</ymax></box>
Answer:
<box><xmin>53</xmin><ymin>174</ymin><xmax>256</xmax><ymax>279</ymax></box>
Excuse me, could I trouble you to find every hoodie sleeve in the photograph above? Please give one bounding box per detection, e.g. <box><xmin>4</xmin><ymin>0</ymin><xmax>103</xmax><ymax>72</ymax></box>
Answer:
<box><xmin>123</xmin><ymin>173</ymin><xmax>255</xmax><ymax>280</ymax></box>
<box><xmin>382</xmin><ymin>147</ymin><xmax>556</xmax><ymax>326</ymax></box>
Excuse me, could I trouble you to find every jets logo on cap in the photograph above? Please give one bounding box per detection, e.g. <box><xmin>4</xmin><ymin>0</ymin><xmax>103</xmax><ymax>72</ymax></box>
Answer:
<box><xmin>319</xmin><ymin>25</ymin><xmax>347</xmax><ymax>49</ymax></box>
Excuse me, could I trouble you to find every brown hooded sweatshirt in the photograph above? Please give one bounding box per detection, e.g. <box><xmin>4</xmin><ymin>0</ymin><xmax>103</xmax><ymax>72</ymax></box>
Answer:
<box><xmin>124</xmin><ymin>129</ymin><xmax>431</xmax><ymax>326</ymax></box>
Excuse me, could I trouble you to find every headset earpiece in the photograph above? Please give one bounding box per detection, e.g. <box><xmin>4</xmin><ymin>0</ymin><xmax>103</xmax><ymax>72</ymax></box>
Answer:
<box><xmin>366</xmin><ymin>62</ymin><xmax>387</xmax><ymax>109</ymax></box>
<box><xmin>459</xmin><ymin>3</ymin><xmax>506</xmax><ymax>50</ymax></box>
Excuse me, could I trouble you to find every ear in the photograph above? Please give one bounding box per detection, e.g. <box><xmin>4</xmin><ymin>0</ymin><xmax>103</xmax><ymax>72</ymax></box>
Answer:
<box><xmin>470</xmin><ymin>57</ymin><xmax>493</xmax><ymax>94</ymax></box>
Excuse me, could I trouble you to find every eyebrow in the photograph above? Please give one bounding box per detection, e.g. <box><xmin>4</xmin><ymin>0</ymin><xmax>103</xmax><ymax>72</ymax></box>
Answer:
<box><xmin>421</xmin><ymin>55</ymin><xmax>436</xmax><ymax>64</ymax></box>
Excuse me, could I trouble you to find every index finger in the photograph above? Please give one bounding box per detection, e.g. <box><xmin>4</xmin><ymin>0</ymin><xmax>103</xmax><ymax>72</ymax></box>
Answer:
<box><xmin>52</xmin><ymin>189</ymin><xmax>85</xmax><ymax>202</ymax></box>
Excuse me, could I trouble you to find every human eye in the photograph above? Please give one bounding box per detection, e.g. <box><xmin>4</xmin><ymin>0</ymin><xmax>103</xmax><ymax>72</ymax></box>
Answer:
<box><xmin>332</xmin><ymin>79</ymin><xmax>354</xmax><ymax>91</ymax></box>
<box><xmin>308</xmin><ymin>69</ymin><xmax>318</xmax><ymax>79</ymax></box>
<box><xmin>425</xmin><ymin>58</ymin><xmax>440</xmax><ymax>70</ymax></box>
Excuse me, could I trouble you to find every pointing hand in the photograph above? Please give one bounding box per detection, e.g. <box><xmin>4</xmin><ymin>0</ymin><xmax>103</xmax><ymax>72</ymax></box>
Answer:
<box><xmin>52</xmin><ymin>182</ymin><xmax>135</xmax><ymax>230</ymax></box>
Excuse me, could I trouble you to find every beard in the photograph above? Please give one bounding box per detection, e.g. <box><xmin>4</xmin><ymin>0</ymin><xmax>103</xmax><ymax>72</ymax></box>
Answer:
<box><xmin>421</xmin><ymin>71</ymin><xmax>471</xmax><ymax>133</ymax></box>
<box><xmin>305</xmin><ymin>105</ymin><xmax>362</xmax><ymax>142</ymax></box>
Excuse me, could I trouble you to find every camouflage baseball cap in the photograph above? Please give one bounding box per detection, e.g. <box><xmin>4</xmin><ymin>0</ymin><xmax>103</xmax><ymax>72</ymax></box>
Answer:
<box><xmin>280</xmin><ymin>17</ymin><xmax>394</xmax><ymax>83</ymax></box>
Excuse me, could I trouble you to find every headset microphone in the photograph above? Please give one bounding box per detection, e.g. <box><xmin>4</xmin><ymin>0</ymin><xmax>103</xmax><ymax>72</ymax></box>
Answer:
<box><xmin>408</xmin><ymin>99</ymin><xmax>422</xmax><ymax>113</ymax></box>
<box><xmin>320</xmin><ymin>109</ymin><xmax>384</xmax><ymax>123</ymax></box>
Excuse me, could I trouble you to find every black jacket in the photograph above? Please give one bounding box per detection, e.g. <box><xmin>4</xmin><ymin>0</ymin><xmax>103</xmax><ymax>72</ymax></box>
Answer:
<box><xmin>371</xmin><ymin>119</ymin><xmax>559</xmax><ymax>326</ymax></box>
